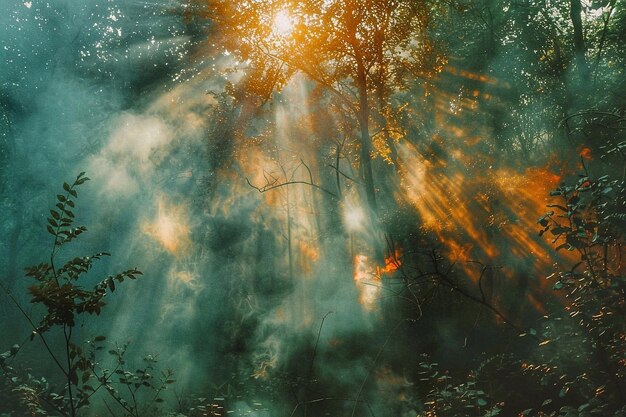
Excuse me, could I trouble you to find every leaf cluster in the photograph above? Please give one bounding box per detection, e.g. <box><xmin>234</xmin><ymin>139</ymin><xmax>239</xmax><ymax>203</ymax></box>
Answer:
<box><xmin>95</xmin><ymin>343</ymin><xmax>175</xmax><ymax>417</ymax></box>
<box><xmin>416</xmin><ymin>355</ymin><xmax>502</xmax><ymax>417</ymax></box>
<box><xmin>0</xmin><ymin>174</ymin><xmax>153</xmax><ymax>417</ymax></box>
<box><xmin>531</xmin><ymin>169</ymin><xmax>626</xmax><ymax>414</ymax></box>
<box><xmin>25</xmin><ymin>173</ymin><xmax>143</xmax><ymax>333</ymax></box>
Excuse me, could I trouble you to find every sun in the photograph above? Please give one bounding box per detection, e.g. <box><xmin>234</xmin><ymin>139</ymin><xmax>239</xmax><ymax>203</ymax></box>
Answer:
<box><xmin>273</xmin><ymin>9</ymin><xmax>294</xmax><ymax>36</ymax></box>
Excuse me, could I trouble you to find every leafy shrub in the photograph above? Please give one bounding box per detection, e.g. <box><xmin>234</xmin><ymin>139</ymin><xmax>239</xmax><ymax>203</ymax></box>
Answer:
<box><xmin>0</xmin><ymin>174</ymin><xmax>176</xmax><ymax>417</ymax></box>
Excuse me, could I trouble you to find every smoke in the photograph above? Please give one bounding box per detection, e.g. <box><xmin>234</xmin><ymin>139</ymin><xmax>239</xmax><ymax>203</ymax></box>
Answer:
<box><xmin>4</xmin><ymin>1</ymin><xmax>614</xmax><ymax>416</ymax></box>
<box><xmin>1</xmin><ymin>0</ymin><xmax>212</xmax><ymax>390</ymax></box>
<box><xmin>2</xmin><ymin>3</ymin><xmax>382</xmax><ymax>414</ymax></box>
<box><xmin>0</xmin><ymin>9</ymin><xmax>425</xmax><ymax>410</ymax></box>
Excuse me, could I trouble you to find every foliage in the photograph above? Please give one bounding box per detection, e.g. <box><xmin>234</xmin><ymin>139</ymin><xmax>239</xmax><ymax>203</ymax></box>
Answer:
<box><xmin>0</xmin><ymin>174</ymin><xmax>180</xmax><ymax>417</ymax></box>
<box><xmin>199</xmin><ymin>0</ymin><xmax>442</xmax><ymax>105</ymax></box>
<box><xmin>3</xmin><ymin>0</ymin><xmax>626</xmax><ymax>415</ymax></box>
<box><xmin>417</xmin><ymin>355</ymin><xmax>502</xmax><ymax>417</ymax></box>
<box><xmin>94</xmin><ymin>343</ymin><xmax>175</xmax><ymax>417</ymax></box>
<box><xmin>188</xmin><ymin>0</ymin><xmax>447</xmax><ymax>216</ymax></box>
<box><xmin>535</xmin><ymin>167</ymin><xmax>626</xmax><ymax>412</ymax></box>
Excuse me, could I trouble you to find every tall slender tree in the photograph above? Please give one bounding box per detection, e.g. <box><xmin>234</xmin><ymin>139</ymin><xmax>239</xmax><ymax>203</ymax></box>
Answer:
<box><xmin>195</xmin><ymin>0</ymin><xmax>443</xmax><ymax>219</ymax></box>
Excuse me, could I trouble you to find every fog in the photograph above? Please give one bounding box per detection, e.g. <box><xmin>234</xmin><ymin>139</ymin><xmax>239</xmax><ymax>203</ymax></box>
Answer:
<box><xmin>2</xmin><ymin>1</ymin><xmax>623</xmax><ymax>416</ymax></box>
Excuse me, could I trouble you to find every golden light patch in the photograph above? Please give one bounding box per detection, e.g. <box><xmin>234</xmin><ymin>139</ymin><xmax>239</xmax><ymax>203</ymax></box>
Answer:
<box><xmin>354</xmin><ymin>254</ymin><xmax>381</xmax><ymax>311</ymax></box>
<box><xmin>273</xmin><ymin>9</ymin><xmax>294</xmax><ymax>36</ymax></box>
<box><xmin>142</xmin><ymin>197</ymin><xmax>191</xmax><ymax>256</ymax></box>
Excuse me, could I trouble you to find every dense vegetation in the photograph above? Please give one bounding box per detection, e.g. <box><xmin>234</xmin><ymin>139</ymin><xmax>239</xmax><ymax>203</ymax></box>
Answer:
<box><xmin>1</xmin><ymin>0</ymin><xmax>624</xmax><ymax>416</ymax></box>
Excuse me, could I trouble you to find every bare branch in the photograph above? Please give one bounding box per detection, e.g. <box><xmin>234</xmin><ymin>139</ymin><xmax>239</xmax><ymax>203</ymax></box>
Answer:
<box><xmin>328</xmin><ymin>164</ymin><xmax>360</xmax><ymax>184</ymax></box>
<box><xmin>245</xmin><ymin>177</ymin><xmax>338</xmax><ymax>198</ymax></box>
<box><xmin>290</xmin><ymin>397</ymin><xmax>376</xmax><ymax>417</ymax></box>
<box><xmin>351</xmin><ymin>319</ymin><xmax>410</xmax><ymax>417</ymax></box>
<box><xmin>303</xmin><ymin>311</ymin><xmax>334</xmax><ymax>417</ymax></box>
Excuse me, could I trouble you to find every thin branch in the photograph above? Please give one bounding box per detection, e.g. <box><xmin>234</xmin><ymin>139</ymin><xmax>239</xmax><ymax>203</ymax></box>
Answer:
<box><xmin>593</xmin><ymin>1</ymin><xmax>617</xmax><ymax>82</ymax></box>
<box><xmin>351</xmin><ymin>319</ymin><xmax>410</xmax><ymax>417</ymax></box>
<box><xmin>327</xmin><ymin>164</ymin><xmax>360</xmax><ymax>184</ymax></box>
<box><xmin>103</xmin><ymin>399</ymin><xmax>117</xmax><ymax>417</ymax></box>
<box><xmin>300</xmin><ymin>159</ymin><xmax>314</xmax><ymax>185</ymax></box>
<box><xmin>303</xmin><ymin>311</ymin><xmax>333</xmax><ymax>417</ymax></box>
<box><xmin>0</xmin><ymin>280</ymin><xmax>65</xmax><ymax>374</ymax></box>
<box><xmin>290</xmin><ymin>397</ymin><xmax>376</xmax><ymax>417</ymax></box>
<box><xmin>246</xmin><ymin>177</ymin><xmax>338</xmax><ymax>198</ymax></box>
<box><xmin>370</xmin><ymin>127</ymin><xmax>404</xmax><ymax>140</ymax></box>
<box><xmin>436</xmin><ymin>267</ymin><xmax>523</xmax><ymax>335</ymax></box>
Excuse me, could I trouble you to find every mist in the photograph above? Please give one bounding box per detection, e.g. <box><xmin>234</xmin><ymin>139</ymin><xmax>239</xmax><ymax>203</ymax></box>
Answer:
<box><xmin>2</xmin><ymin>1</ymin><xmax>624</xmax><ymax>416</ymax></box>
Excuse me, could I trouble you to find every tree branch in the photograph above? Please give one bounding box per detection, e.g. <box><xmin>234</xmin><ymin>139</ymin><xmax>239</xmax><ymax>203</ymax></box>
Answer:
<box><xmin>246</xmin><ymin>177</ymin><xmax>338</xmax><ymax>198</ymax></box>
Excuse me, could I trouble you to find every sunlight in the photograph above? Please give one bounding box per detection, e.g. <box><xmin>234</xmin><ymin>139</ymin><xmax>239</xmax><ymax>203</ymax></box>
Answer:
<box><xmin>354</xmin><ymin>254</ymin><xmax>382</xmax><ymax>311</ymax></box>
<box><xmin>142</xmin><ymin>197</ymin><xmax>191</xmax><ymax>256</ymax></box>
<box><xmin>273</xmin><ymin>9</ymin><xmax>294</xmax><ymax>36</ymax></box>
<box><xmin>344</xmin><ymin>206</ymin><xmax>366</xmax><ymax>232</ymax></box>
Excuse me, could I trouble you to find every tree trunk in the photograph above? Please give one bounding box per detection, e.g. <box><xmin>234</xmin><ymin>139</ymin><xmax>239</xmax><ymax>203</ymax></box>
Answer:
<box><xmin>569</xmin><ymin>0</ymin><xmax>589</xmax><ymax>82</ymax></box>
<box><xmin>356</xmin><ymin>68</ymin><xmax>378</xmax><ymax>217</ymax></box>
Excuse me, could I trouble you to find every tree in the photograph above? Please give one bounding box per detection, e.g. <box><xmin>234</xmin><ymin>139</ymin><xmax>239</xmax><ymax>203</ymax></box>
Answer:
<box><xmin>193</xmin><ymin>0</ymin><xmax>443</xmax><ymax>219</ymax></box>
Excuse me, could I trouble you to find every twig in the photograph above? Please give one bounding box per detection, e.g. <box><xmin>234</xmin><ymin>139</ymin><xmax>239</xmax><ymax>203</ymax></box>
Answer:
<box><xmin>303</xmin><ymin>311</ymin><xmax>334</xmax><ymax>417</ymax></box>
<box><xmin>437</xmin><ymin>268</ymin><xmax>523</xmax><ymax>334</ymax></box>
<box><xmin>327</xmin><ymin>164</ymin><xmax>360</xmax><ymax>184</ymax></box>
<box><xmin>0</xmin><ymin>280</ymin><xmax>65</xmax><ymax>374</ymax></box>
<box><xmin>103</xmin><ymin>399</ymin><xmax>117</xmax><ymax>417</ymax></box>
<box><xmin>290</xmin><ymin>397</ymin><xmax>376</xmax><ymax>417</ymax></box>
<box><xmin>351</xmin><ymin>319</ymin><xmax>410</xmax><ymax>417</ymax></box>
<box><xmin>246</xmin><ymin>177</ymin><xmax>338</xmax><ymax>198</ymax></box>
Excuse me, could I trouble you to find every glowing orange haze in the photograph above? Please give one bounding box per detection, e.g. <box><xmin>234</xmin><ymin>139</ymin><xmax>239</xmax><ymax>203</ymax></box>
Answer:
<box><xmin>142</xmin><ymin>197</ymin><xmax>191</xmax><ymax>256</ymax></box>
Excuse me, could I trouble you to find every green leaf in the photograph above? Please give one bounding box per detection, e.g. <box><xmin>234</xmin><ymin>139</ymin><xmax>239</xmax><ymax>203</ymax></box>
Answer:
<box><xmin>69</xmin><ymin>368</ymin><xmax>78</xmax><ymax>385</ymax></box>
<box><xmin>546</xmin><ymin>204</ymin><xmax>567</xmax><ymax>212</ymax></box>
<box><xmin>47</xmin><ymin>225</ymin><xmax>56</xmax><ymax>236</ymax></box>
<box><xmin>550</xmin><ymin>226</ymin><xmax>569</xmax><ymax>235</ymax></box>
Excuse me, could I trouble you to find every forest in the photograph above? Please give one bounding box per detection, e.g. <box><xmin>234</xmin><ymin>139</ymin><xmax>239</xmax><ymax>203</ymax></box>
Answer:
<box><xmin>0</xmin><ymin>0</ymin><xmax>624</xmax><ymax>416</ymax></box>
